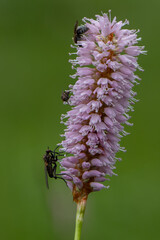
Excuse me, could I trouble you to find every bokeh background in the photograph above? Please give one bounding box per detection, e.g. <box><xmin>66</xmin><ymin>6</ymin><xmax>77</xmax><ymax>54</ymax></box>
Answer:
<box><xmin>0</xmin><ymin>0</ymin><xmax>159</xmax><ymax>239</ymax></box>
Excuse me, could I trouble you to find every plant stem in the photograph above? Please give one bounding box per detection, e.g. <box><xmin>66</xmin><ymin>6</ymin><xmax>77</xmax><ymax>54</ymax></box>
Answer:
<box><xmin>74</xmin><ymin>198</ymin><xmax>87</xmax><ymax>240</ymax></box>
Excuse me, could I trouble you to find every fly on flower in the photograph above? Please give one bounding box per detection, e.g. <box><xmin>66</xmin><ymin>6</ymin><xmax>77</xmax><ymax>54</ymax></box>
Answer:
<box><xmin>73</xmin><ymin>20</ymin><xmax>89</xmax><ymax>46</ymax></box>
<box><xmin>61</xmin><ymin>90</ymin><xmax>70</xmax><ymax>103</ymax></box>
<box><xmin>43</xmin><ymin>147</ymin><xmax>68</xmax><ymax>189</ymax></box>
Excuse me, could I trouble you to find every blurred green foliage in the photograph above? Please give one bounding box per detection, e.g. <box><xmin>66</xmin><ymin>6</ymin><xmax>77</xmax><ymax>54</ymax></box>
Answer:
<box><xmin>0</xmin><ymin>0</ymin><xmax>159</xmax><ymax>239</ymax></box>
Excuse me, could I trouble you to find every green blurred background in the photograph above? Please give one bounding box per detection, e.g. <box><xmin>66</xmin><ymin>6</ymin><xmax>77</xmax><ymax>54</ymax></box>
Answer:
<box><xmin>0</xmin><ymin>0</ymin><xmax>159</xmax><ymax>239</ymax></box>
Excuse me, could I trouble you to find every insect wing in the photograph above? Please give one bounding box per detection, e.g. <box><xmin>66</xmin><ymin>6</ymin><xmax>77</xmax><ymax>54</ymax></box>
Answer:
<box><xmin>44</xmin><ymin>165</ymin><xmax>49</xmax><ymax>189</ymax></box>
<box><xmin>74</xmin><ymin>20</ymin><xmax>78</xmax><ymax>34</ymax></box>
<box><xmin>74</xmin><ymin>20</ymin><xmax>78</xmax><ymax>43</ymax></box>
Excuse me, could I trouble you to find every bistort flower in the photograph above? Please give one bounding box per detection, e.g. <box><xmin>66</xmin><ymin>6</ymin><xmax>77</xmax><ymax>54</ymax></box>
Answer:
<box><xmin>60</xmin><ymin>12</ymin><xmax>146</xmax><ymax>203</ymax></box>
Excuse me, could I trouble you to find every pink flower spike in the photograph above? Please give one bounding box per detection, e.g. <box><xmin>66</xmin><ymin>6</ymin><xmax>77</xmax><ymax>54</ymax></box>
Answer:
<box><xmin>60</xmin><ymin>12</ymin><xmax>146</xmax><ymax>203</ymax></box>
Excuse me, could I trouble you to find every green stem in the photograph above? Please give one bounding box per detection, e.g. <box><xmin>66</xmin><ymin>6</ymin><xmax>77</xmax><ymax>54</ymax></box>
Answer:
<box><xmin>74</xmin><ymin>198</ymin><xmax>87</xmax><ymax>240</ymax></box>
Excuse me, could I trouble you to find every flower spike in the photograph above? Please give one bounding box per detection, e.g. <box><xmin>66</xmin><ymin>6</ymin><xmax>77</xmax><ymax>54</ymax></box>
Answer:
<box><xmin>60</xmin><ymin>12</ymin><xmax>145</xmax><ymax>203</ymax></box>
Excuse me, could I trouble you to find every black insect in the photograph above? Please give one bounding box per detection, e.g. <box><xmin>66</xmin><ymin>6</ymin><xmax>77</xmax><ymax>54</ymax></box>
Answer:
<box><xmin>73</xmin><ymin>20</ymin><xmax>89</xmax><ymax>46</ymax></box>
<box><xmin>61</xmin><ymin>90</ymin><xmax>70</xmax><ymax>102</ymax></box>
<box><xmin>43</xmin><ymin>147</ymin><xmax>69</xmax><ymax>189</ymax></box>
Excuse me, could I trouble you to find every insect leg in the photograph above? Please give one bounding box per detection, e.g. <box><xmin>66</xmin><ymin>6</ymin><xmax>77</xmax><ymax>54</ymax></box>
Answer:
<box><xmin>52</xmin><ymin>145</ymin><xmax>60</xmax><ymax>154</ymax></box>
<box><xmin>56</xmin><ymin>173</ymin><xmax>73</xmax><ymax>181</ymax></box>
<box><xmin>54</xmin><ymin>152</ymin><xmax>64</xmax><ymax>156</ymax></box>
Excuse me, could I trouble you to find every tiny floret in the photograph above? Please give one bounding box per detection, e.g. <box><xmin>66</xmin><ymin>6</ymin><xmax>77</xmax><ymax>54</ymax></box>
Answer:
<box><xmin>60</xmin><ymin>12</ymin><xmax>146</xmax><ymax>202</ymax></box>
